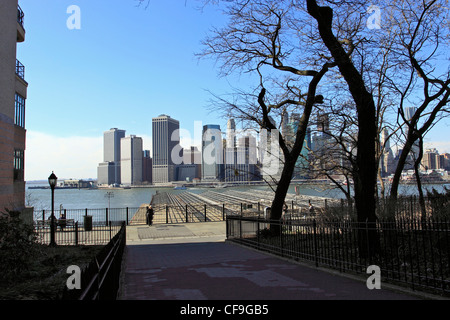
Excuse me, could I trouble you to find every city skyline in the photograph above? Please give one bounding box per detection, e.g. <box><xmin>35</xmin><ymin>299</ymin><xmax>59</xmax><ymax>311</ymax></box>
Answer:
<box><xmin>20</xmin><ymin>1</ymin><xmax>450</xmax><ymax>181</ymax></box>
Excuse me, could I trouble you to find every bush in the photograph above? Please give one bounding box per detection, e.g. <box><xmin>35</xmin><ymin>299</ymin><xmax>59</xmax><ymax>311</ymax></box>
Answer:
<box><xmin>0</xmin><ymin>209</ymin><xmax>40</xmax><ymax>282</ymax></box>
<box><xmin>427</xmin><ymin>187</ymin><xmax>450</xmax><ymax>219</ymax></box>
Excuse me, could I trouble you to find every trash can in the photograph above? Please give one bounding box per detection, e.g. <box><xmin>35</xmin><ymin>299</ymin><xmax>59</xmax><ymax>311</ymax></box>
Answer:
<box><xmin>84</xmin><ymin>215</ymin><xmax>92</xmax><ymax>231</ymax></box>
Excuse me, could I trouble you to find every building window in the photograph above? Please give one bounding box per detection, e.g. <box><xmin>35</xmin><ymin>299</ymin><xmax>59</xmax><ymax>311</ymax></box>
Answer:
<box><xmin>15</xmin><ymin>93</ymin><xmax>25</xmax><ymax>128</ymax></box>
<box><xmin>14</xmin><ymin>149</ymin><xmax>24</xmax><ymax>181</ymax></box>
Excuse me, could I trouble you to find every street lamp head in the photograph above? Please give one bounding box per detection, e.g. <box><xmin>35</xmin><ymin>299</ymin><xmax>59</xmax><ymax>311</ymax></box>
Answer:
<box><xmin>48</xmin><ymin>171</ymin><xmax>58</xmax><ymax>188</ymax></box>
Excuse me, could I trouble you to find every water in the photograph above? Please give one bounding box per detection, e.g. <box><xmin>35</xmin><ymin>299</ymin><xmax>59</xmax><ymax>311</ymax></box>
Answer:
<box><xmin>26</xmin><ymin>181</ymin><xmax>449</xmax><ymax>212</ymax></box>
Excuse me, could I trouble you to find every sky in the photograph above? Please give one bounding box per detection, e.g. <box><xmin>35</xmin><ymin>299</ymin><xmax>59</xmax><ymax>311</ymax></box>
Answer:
<box><xmin>18</xmin><ymin>0</ymin><xmax>450</xmax><ymax>181</ymax></box>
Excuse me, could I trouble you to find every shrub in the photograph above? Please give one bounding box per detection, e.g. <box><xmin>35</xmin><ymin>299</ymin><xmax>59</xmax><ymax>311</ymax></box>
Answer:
<box><xmin>0</xmin><ymin>209</ymin><xmax>40</xmax><ymax>282</ymax></box>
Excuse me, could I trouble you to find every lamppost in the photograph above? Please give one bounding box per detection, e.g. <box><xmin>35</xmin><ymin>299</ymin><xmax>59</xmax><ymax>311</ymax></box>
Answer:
<box><xmin>48</xmin><ymin>171</ymin><xmax>57</xmax><ymax>246</ymax></box>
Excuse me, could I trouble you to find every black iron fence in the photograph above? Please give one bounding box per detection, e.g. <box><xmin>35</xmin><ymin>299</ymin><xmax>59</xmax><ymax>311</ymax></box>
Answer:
<box><xmin>226</xmin><ymin>216</ymin><xmax>450</xmax><ymax>296</ymax></box>
<box><xmin>61</xmin><ymin>222</ymin><xmax>126</xmax><ymax>300</ymax></box>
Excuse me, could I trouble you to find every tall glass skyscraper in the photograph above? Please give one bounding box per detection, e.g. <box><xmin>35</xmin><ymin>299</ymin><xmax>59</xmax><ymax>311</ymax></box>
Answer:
<box><xmin>202</xmin><ymin>124</ymin><xmax>223</xmax><ymax>181</ymax></box>
<box><xmin>152</xmin><ymin>115</ymin><xmax>181</xmax><ymax>183</ymax></box>
<box><xmin>121</xmin><ymin>135</ymin><xmax>143</xmax><ymax>186</ymax></box>
<box><xmin>97</xmin><ymin>128</ymin><xmax>125</xmax><ymax>185</ymax></box>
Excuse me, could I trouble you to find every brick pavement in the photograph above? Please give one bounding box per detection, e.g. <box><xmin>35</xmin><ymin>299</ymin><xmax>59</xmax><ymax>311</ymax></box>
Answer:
<box><xmin>119</xmin><ymin>222</ymin><xmax>424</xmax><ymax>301</ymax></box>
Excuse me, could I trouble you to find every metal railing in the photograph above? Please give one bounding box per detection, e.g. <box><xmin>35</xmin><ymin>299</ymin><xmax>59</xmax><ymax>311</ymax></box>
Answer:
<box><xmin>33</xmin><ymin>203</ymin><xmax>263</xmax><ymax>227</ymax></box>
<box><xmin>61</xmin><ymin>222</ymin><xmax>126</xmax><ymax>300</ymax></box>
<box><xmin>17</xmin><ymin>5</ymin><xmax>24</xmax><ymax>28</ymax></box>
<box><xmin>16</xmin><ymin>59</ymin><xmax>25</xmax><ymax>80</ymax></box>
<box><xmin>34</xmin><ymin>220</ymin><xmax>124</xmax><ymax>246</ymax></box>
<box><xmin>226</xmin><ymin>216</ymin><xmax>450</xmax><ymax>296</ymax></box>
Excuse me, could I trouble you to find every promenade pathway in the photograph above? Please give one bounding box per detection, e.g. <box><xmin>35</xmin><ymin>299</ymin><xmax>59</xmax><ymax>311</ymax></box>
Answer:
<box><xmin>119</xmin><ymin>222</ymin><xmax>421</xmax><ymax>301</ymax></box>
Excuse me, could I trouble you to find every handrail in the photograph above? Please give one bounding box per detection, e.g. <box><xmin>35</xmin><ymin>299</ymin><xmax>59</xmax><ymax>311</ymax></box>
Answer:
<box><xmin>16</xmin><ymin>59</ymin><xmax>25</xmax><ymax>80</ymax></box>
<box><xmin>77</xmin><ymin>221</ymin><xmax>126</xmax><ymax>300</ymax></box>
<box><xmin>17</xmin><ymin>5</ymin><xmax>25</xmax><ymax>28</ymax></box>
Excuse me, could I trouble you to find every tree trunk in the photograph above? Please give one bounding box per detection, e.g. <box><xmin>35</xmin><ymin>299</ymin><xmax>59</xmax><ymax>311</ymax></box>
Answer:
<box><xmin>307</xmin><ymin>0</ymin><xmax>379</xmax><ymax>259</ymax></box>
<box><xmin>269</xmin><ymin>157</ymin><xmax>297</xmax><ymax>236</ymax></box>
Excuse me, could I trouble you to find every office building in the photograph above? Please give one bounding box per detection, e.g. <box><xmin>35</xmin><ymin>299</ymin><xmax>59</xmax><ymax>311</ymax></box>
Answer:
<box><xmin>121</xmin><ymin>135</ymin><xmax>143</xmax><ymax>186</ymax></box>
<box><xmin>225</xmin><ymin>135</ymin><xmax>258</xmax><ymax>182</ymax></box>
<box><xmin>288</xmin><ymin>113</ymin><xmax>310</xmax><ymax>178</ymax></box>
<box><xmin>178</xmin><ymin>146</ymin><xmax>201</xmax><ymax>181</ymax></box>
<box><xmin>97</xmin><ymin>128</ymin><xmax>125</xmax><ymax>186</ymax></box>
<box><xmin>0</xmin><ymin>1</ymin><xmax>29</xmax><ymax>214</ymax></box>
<box><xmin>404</xmin><ymin>106</ymin><xmax>421</xmax><ymax>162</ymax></box>
<box><xmin>380</xmin><ymin>128</ymin><xmax>395</xmax><ymax>176</ymax></box>
<box><xmin>142</xmin><ymin>150</ymin><xmax>152</xmax><ymax>184</ymax></box>
<box><xmin>258</xmin><ymin>116</ymin><xmax>283</xmax><ymax>181</ymax></box>
<box><xmin>202</xmin><ymin>124</ymin><xmax>223</xmax><ymax>181</ymax></box>
<box><xmin>226</xmin><ymin>119</ymin><xmax>236</xmax><ymax>149</ymax></box>
<box><xmin>152</xmin><ymin>115</ymin><xmax>181</xmax><ymax>183</ymax></box>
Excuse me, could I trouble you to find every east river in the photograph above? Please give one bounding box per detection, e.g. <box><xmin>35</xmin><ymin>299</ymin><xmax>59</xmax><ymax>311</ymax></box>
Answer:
<box><xmin>26</xmin><ymin>181</ymin><xmax>449</xmax><ymax>212</ymax></box>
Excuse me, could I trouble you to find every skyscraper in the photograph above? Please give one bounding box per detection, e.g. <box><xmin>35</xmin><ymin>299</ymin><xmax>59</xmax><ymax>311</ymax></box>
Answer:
<box><xmin>404</xmin><ymin>106</ymin><xmax>421</xmax><ymax>162</ymax></box>
<box><xmin>121</xmin><ymin>135</ymin><xmax>143</xmax><ymax>186</ymax></box>
<box><xmin>152</xmin><ymin>115</ymin><xmax>181</xmax><ymax>183</ymax></box>
<box><xmin>97</xmin><ymin>128</ymin><xmax>125</xmax><ymax>186</ymax></box>
<box><xmin>380</xmin><ymin>128</ymin><xmax>394</xmax><ymax>176</ymax></box>
<box><xmin>226</xmin><ymin>118</ymin><xmax>236</xmax><ymax>149</ymax></box>
<box><xmin>202</xmin><ymin>124</ymin><xmax>223</xmax><ymax>181</ymax></box>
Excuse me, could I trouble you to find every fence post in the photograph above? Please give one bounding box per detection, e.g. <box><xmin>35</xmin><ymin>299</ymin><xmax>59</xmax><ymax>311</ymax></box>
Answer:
<box><xmin>75</xmin><ymin>222</ymin><xmax>78</xmax><ymax>246</ymax></box>
<box><xmin>166</xmin><ymin>205</ymin><xmax>169</xmax><ymax>224</ymax></box>
<box><xmin>126</xmin><ymin>207</ymin><xmax>129</xmax><ymax>225</ymax></box>
<box><xmin>106</xmin><ymin>208</ymin><xmax>109</xmax><ymax>227</ymax></box>
<box><xmin>204</xmin><ymin>204</ymin><xmax>207</xmax><ymax>222</ymax></box>
<box><xmin>186</xmin><ymin>204</ymin><xmax>188</xmax><ymax>223</ymax></box>
<box><xmin>313</xmin><ymin>219</ymin><xmax>318</xmax><ymax>268</ymax></box>
<box><xmin>222</xmin><ymin>203</ymin><xmax>225</xmax><ymax>221</ymax></box>
<box><xmin>42</xmin><ymin>209</ymin><xmax>45</xmax><ymax>221</ymax></box>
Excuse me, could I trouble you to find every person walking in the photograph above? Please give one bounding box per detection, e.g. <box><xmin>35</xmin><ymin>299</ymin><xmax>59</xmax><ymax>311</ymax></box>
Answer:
<box><xmin>147</xmin><ymin>205</ymin><xmax>154</xmax><ymax>226</ymax></box>
<box><xmin>308</xmin><ymin>200</ymin><xmax>315</xmax><ymax>217</ymax></box>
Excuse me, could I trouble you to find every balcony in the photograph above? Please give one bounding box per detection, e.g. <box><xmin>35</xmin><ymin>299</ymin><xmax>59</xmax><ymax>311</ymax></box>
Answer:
<box><xmin>16</xmin><ymin>59</ymin><xmax>25</xmax><ymax>81</ymax></box>
<box><xmin>17</xmin><ymin>5</ymin><xmax>25</xmax><ymax>42</ymax></box>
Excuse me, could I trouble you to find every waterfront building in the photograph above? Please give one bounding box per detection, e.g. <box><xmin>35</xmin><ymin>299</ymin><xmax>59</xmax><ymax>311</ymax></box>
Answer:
<box><xmin>381</xmin><ymin>128</ymin><xmax>395</xmax><ymax>176</ymax></box>
<box><xmin>121</xmin><ymin>135</ymin><xmax>143</xmax><ymax>186</ymax></box>
<box><xmin>181</xmin><ymin>146</ymin><xmax>201</xmax><ymax>180</ymax></box>
<box><xmin>422</xmin><ymin>148</ymin><xmax>441</xmax><ymax>171</ymax></box>
<box><xmin>404</xmin><ymin>106</ymin><xmax>421</xmax><ymax>164</ymax></box>
<box><xmin>288</xmin><ymin>112</ymin><xmax>310</xmax><ymax>179</ymax></box>
<box><xmin>142</xmin><ymin>150</ymin><xmax>152</xmax><ymax>184</ymax></box>
<box><xmin>258</xmin><ymin>116</ymin><xmax>283</xmax><ymax>181</ymax></box>
<box><xmin>152</xmin><ymin>115</ymin><xmax>181</xmax><ymax>183</ymax></box>
<box><xmin>202</xmin><ymin>124</ymin><xmax>224</xmax><ymax>181</ymax></box>
<box><xmin>441</xmin><ymin>153</ymin><xmax>450</xmax><ymax>171</ymax></box>
<box><xmin>97</xmin><ymin>128</ymin><xmax>125</xmax><ymax>186</ymax></box>
<box><xmin>0</xmin><ymin>1</ymin><xmax>29</xmax><ymax>214</ymax></box>
<box><xmin>226</xmin><ymin>119</ymin><xmax>236</xmax><ymax>149</ymax></box>
<box><xmin>97</xmin><ymin>162</ymin><xmax>115</xmax><ymax>185</ymax></box>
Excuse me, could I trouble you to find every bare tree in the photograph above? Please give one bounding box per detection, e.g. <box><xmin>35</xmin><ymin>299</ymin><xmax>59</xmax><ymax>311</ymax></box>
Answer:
<box><xmin>198</xmin><ymin>0</ymin><xmax>337</xmax><ymax>229</ymax></box>
<box><xmin>386</xmin><ymin>0</ymin><xmax>450</xmax><ymax>204</ymax></box>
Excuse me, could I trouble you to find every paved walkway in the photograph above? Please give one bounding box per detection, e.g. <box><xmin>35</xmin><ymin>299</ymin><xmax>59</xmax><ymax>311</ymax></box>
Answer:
<box><xmin>119</xmin><ymin>222</ymin><xmax>422</xmax><ymax>300</ymax></box>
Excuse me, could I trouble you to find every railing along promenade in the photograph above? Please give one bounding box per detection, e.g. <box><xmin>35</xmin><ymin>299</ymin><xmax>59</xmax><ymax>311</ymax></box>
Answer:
<box><xmin>61</xmin><ymin>222</ymin><xmax>126</xmax><ymax>300</ymax></box>
<box><xmin>226</xmin><ymin>195</ymin><xmax>450</xmax><ymax>297</ymax></box>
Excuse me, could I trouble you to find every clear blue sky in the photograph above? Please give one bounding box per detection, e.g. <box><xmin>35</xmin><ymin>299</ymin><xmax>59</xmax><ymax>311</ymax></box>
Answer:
<box><xmin>19</xmin><ymin>0</ymin><xmax>450</xmax><ymax>180</ymax></box>
<box><xmin>20</xmin><ymin>0</ymin><xmax>257</xmax><ymax>180</ymax></box>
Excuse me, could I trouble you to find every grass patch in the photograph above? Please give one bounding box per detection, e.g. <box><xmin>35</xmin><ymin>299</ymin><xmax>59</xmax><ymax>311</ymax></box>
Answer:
<box><xmin>0</xmin><ymin>245</ymin><xmax>103</xmax><ymax>300</ymax></box>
